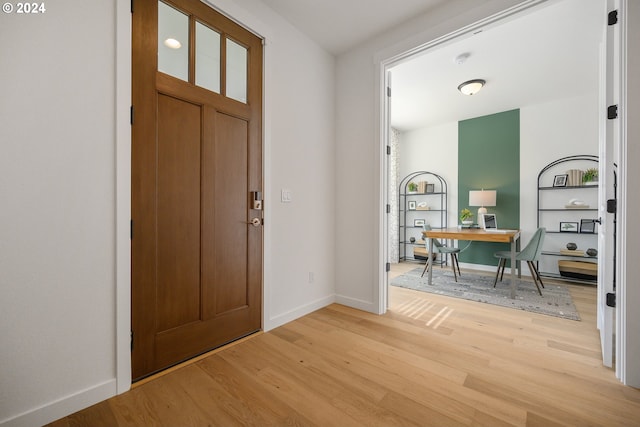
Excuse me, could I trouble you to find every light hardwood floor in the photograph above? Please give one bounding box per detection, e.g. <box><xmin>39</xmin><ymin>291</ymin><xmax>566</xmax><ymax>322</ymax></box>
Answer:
<box><xmin>49</xmin><ymin>264</ymin><xmax>640</xmax><ymax>426</ymax></box>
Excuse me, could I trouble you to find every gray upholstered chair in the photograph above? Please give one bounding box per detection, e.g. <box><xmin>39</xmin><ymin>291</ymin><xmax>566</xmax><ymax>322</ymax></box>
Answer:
<box><xmin>493</xmin><ymin>227</ymin><xmax>546</xmax><ymax>295</ymax></box>
<box><xmin>421</xmin><ymin>224</ymin><xmax>461</xmax><ymax>281</ymax></box>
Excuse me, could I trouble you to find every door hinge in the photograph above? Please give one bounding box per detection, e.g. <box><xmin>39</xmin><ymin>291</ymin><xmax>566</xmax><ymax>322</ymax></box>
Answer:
<box><xmin>386</xmin><ymin>145</ymin><xmax>391</xmax><ymax>155</ymax></box>
<box><xmin>607</xmin><ymin>199</ymin><xmax>617</xmax><ymax>214</ymax></box>
<box><xmin>131</xmin><ymin>330</ymin><xmax>134</xmax><ymax>351</ymax></box>
<box><xmin>386</xmin><ymin>262</ymin><xmax>391</xmax><ymax>272</ymax></box>
<box><xmin>387</xmin><ymin>87</ymin><xmax>391</xmax><ymax>97</ymax></box>
<box><xmin>606</xmin><ymin>292</ymin><xmax>616</xmax><ymax>308</ymax></box>
<box><xmin>608</xmin><ymin>10</ymin><xmax>618</xmax><ymax>25</ymax></box>
<box><xmin>607</xmin><ymin>105</ymin><xmax>618</xmax><ymax>119</ymax></box>
<box><xmin>386</xmin><ymin>204</ymin><xmax>391</xmax><ymax>214</ymax></box>
<box><xmin>130</xmin><ymin>219</ymin><xmax>134</xmax><ymax>239</ymax></box>
<box><xmin>131</xmin><ymin>0</ymin><xmax>134</xmax><ymax>13</ymax></box>
<box><xmin>130</xmin><ymin>106</ymin><xmax>134</xmax><ymax>125</ymax></box>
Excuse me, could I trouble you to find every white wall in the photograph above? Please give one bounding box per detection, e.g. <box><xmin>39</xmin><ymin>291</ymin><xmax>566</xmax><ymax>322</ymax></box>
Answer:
<box><xmin>521</xmin><ymin>94</ymin><xmax>599</xmax><ymax>255</ymax></box>
<box><xmin>0</xmin><ymin>2</ymin><xmax>118</xmax><ymax>425</ymax></box>
<box><xmin>399</xmin><ymin>122</ymin><xmax>459</xmax><ymax>228</ymax></box>
<box><xmin>0</xmin><ymin>0</ymin><xmax>337</xmax><ymax>425</ymax></box>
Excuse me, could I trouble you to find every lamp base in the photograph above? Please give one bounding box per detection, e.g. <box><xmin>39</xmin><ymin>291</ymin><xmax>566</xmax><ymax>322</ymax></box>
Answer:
<box><xmin>477</xmin><ymin>207</ymin><xmax>487</xmax><ymax>228</ymax></box>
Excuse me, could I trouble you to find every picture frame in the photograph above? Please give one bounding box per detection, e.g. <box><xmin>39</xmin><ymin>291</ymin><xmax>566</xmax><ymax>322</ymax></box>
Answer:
<box><xmin>559</xmin><ymin>221</ymin><xmax>579</xmax><ymax>233</ymax></box>
<box><xmin>580</xmin><ymin>219</ymin><xmax>596</xmax><ymax>234</ymax></box>
<box><xmin>426</xmin><ymin>183</ymin><xmax>435</xmax><ymax>193</ymax></box>
<box><xmin>407</xmin><ymin>200</ymin><xmax>416</xmax><ymax>210</ymax></box>
<box><xmin>413</xmin><ymin>219</ymin><xmax>425</xmax><ymax>227</ymax></box>
<box><xmin>553</xmin><ymin>174</ymin><xmax>568</xmax><ymax>187</ymax></box>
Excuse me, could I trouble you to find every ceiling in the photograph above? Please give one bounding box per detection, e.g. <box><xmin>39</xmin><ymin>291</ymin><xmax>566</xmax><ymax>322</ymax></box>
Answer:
<box><xmin>258</xmin><ymin>0</ymin><xmax>450</xmax><ymax>55</ymax></box>
<box><xmin>258</xmin><ymin>0</ymin><xmax>604</xmax><ymax>132</ymax></box>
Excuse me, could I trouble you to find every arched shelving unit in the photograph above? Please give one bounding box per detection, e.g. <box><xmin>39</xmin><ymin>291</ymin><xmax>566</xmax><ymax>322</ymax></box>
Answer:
<box><xmin>398</xmin><ymin>171</ymin><xmax>448</xmax><ymax>263</ymax></box>
<box><xmin>537</xmin><ymin>155</ymin><xmax>599</xmax><ymax>283</ymax></box>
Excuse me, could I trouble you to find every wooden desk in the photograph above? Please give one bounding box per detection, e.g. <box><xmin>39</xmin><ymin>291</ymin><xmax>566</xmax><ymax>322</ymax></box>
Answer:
<box><xmin>423</xmin><ymin>227</ymin><xmax>521</xmax><ymax>299</ymax></box>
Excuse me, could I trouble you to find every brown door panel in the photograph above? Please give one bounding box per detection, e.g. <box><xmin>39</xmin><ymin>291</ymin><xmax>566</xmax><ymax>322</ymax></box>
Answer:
<box><xmin>132</xmin><ymin>0</ymin><xmax>262</xmax><ymax>380</ymax></box>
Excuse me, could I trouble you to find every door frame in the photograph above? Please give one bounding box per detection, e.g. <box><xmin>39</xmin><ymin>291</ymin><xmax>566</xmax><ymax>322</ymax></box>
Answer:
<box><xmin>115</xmin><ymin>0</ymin><xmax>274</xmax><ymax>393</ymax></box>
<box><xmin>375</xmin><ymin>0</ymin><xmax>629</xmax><ymax>379</ymax></box>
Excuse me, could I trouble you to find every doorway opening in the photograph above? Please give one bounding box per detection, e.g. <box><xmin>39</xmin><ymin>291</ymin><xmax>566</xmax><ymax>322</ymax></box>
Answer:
<box><xmin>380</xmin><ymin>0</ymin><xmax>611</xmax><ymax>362</ymax></box>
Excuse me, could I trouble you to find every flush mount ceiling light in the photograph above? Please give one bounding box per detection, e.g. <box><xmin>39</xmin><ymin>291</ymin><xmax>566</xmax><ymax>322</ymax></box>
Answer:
<box><xmin>164</xmin><ymin>38</ymin><xmax>182</xmax><ymax>49</ymax></box>
<box><xmin>458</xmin><ymin>79</ymin><xmax>486</xmax><ymax>96</ymax></box>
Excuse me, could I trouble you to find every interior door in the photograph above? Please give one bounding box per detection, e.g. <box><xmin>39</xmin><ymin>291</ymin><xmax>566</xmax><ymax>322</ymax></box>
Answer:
<box><xmin>597</xmin><ymin>0</ymin><xmax>619</xmax><ymax>368</ymax></box>
<box><xmin>132</xmin><ymin>0</ymin><xmax>263</xmax><ymax>380</ymax></box>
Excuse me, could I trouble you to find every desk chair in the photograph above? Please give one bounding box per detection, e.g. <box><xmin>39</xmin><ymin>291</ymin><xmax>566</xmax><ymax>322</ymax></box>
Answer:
<box><xmin>493</xmin><ymin>227</ymin><xmax>546</xmax><ymax>295</ymax></box>
<box><xmin>421</xmin><ymin>224</ymin><xmax>461</xmax><ymax>281</ymax></box>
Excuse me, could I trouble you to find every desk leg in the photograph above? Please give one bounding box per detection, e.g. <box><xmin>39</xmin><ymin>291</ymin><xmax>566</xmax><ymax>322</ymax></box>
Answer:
<box><xmin>428</xmin><ymin>238</ymin><xmax>433</xmax><ymax>286</ymax></box>
<box><xmin>510</xmin><ymin>239</ymin><xmax>517</xmax><ymax>299</ymax></box>
<box><xmin>517</xmin><ymin>236</ymin><xmax>521</xmax><ymax>278</ymax></box>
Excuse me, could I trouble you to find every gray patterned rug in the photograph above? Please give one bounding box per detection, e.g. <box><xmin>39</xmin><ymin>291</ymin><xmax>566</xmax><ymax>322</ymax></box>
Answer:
<box><xmin>391</xmin><ymin>267</ymin><xmax>580</xmax><ymax>321</ymax></box>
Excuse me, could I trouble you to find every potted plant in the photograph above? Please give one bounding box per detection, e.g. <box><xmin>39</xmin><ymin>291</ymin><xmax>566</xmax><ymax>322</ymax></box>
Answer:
<box><xmin>582</xmin><ymin>168</ymin><xmax>598</xmax><ymax>185</ymax></box>
<box><xmin>460</xmin><ymin>208</ymin><xmax>474</xmax><ymax>225</ymax></box>
<box><xmin>407</xmin><ymin>182</ymin><xmax>418</xmax><ymax>192</ymax></box>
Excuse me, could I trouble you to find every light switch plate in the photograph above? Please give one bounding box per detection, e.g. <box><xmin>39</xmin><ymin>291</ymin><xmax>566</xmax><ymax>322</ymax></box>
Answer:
<box><xmin>281</xmin><ymin>189</ymin><xmax>292</xmax><ymax>203</ymax></box>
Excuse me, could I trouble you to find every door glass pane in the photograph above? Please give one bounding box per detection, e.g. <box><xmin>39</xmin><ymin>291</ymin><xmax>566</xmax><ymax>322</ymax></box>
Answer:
<box><xmin>226</xmin><ymin>39</ymin><xmax>247</xmax><ymax>103</ymax></box>
<box><xmin>195</xmin><ymin>22</ymin><xmax>221</xmax><ymax>93</ymax></box>
<box><xmin>158</xmin><ymin>1</ymin><xmax>189</xmax><ymax>81</ymax></box>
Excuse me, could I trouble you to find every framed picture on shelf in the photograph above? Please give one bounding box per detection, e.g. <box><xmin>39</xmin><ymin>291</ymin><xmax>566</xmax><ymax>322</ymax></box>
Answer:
<box><xmin>553</xmin><ymin>174</ymin><xmax>568</xmax><ymax>187</ymax></box>
<box><xmin>560</xmin><ymin>221</ymin><xmax>579</xmax><ymax>233</ymax></box>
<box><xmin>407</xmin><ymin>200</ymin><xmax>416</xmax><ymax>210</ymax></box>
<box><xmin>426</xmin><ymin>183</ymin><xmax>435</xmax><ymax>193</ymax></box>
<box><xmin>580</xmin><ymin>219</ymin><xmax>597</xmax><ymax>233</ymax></box>
<box><xmin>413</xmin><ymin>219</ymin><xmax>425</xmax><ymax>227</ymax></box>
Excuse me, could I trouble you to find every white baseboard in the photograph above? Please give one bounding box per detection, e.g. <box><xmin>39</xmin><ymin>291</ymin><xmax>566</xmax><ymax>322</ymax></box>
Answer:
<box><xmin>334</xmin><ymin>294</ymin><xmax>377</xmax><ymax>313</ymax></box>
<box><xmin>264</xmin><ymin>294</ymin><xmax>336</xmax><ymax>331</ymax></box>
<box><xmin>1</xmin><ymin>380</ymin><xmax>116</xmax><ymax>427</ymax></box>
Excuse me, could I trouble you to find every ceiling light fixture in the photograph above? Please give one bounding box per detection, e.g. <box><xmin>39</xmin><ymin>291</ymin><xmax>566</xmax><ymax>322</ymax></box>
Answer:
<box><xmin>457</xmin><ymin>79</ymin><xmax>486</xmax><ymax>96</ymax></box>
<box><xmin>164</xmin><ymin>38</ymin><xmax>182</xmax><ymax>49</ymax></box>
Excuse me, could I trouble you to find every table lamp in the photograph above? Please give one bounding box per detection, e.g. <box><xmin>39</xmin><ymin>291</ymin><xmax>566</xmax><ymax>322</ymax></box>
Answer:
<box><xmin>469</xmin><ymin>189</ymin><xmax>497</xmax><ymax>227</ymax></box>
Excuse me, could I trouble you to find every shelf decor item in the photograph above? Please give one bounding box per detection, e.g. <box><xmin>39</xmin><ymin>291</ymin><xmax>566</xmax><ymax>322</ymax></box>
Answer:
<box><xmin>558</xmin><ymin>260</ymin><xmax>597</xmax><ymax>280</ymax></box>
<box><xmin>553</xmin><ymin>174</ymin><xmax>568</xmax><ymax>187</ymax></box>
<box><xmin>414</xmin><ymin>219</ymin><xmax>425</xmax><ymax>227</ymax></box>
<box><xmin>407</xmin><ymin>182</ymin><xmax>418</xmax><ymax>192</ymax></box>
<box><xmin>560</xmin><ymin>221</ymin><xmax>579</xmax><ymax>233</ymax></box>
<box><xmin>580</xmin><ymin>219</ymin><xmax>596</xmax><ymax>234</ymax></box>
<box><xmin>566</xmin><ymin>242</ymin><xmax>577</xmax><ymax>250</ymax></box>
<box><xmin>566</xmin><ymin>169</ymin><xmax>584</xmax><ymax>186</ymax></box>
<box><xmin>582</xmin><ymin>167</ymin><xmax>598</xmax><ymax>185</ymax></box>
<box><xmin>408</xmin><ymin>200</ymin><xmax>416</xmax><ymax>210</ymax></box>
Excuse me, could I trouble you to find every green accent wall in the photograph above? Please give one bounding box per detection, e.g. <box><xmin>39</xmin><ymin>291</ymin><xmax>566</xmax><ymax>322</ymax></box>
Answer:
<box><xmin>458</xmin><ymin>109</ymin><xmax>520</xmax><ymax>266</ymax></box>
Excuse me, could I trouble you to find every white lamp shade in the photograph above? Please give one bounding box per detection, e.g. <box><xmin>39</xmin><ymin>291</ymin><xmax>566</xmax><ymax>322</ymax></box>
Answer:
<box><xmin>469</xmin><ymin>190</ymin><xmax>496</xmax><ymax>207</ymax></box>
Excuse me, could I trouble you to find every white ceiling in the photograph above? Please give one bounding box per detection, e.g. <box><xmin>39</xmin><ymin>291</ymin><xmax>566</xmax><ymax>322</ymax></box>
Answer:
<box><xmin>258</xmin><ymin>0</ymin><xmax>450</xmax><ymax>55</ymax></box>
<box><xmin>258</xmin><ymin>0</ymin><xmax>604</xmax><ymax>132</ymax></box>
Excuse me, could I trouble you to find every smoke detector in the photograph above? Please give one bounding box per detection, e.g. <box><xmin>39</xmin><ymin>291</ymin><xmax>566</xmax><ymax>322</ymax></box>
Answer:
<box><xmin>454</xmin><ymin>53</ymin><xmax>471</xmax><ymax>65</ymax></box>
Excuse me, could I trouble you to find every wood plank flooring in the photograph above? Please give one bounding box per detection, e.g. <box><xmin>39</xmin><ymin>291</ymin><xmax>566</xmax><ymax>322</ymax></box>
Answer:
<box><xmin>49</xmin><ymin>264</ymin><xmax>640</xmax><ymax>426</ymax></box>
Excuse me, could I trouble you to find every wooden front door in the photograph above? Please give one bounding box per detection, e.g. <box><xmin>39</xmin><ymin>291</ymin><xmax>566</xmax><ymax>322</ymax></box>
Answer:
<box><xmin>132</xmin><ymin>0</ymin><xmax>263</xmax><ymax>380</ymax></box>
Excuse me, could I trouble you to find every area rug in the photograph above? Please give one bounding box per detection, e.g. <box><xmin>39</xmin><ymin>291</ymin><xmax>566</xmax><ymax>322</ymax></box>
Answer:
<box><xmin>391</xmin><ymin>267</ymin><xmax>580</xmax><ymax>321</ymax></box>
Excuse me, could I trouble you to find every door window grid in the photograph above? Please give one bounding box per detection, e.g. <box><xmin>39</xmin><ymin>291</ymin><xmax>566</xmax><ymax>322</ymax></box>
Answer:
<box><xmin>158</xmin><ymin>0</ymin><xmax>248</xmax><ymax>103</ymax></box>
